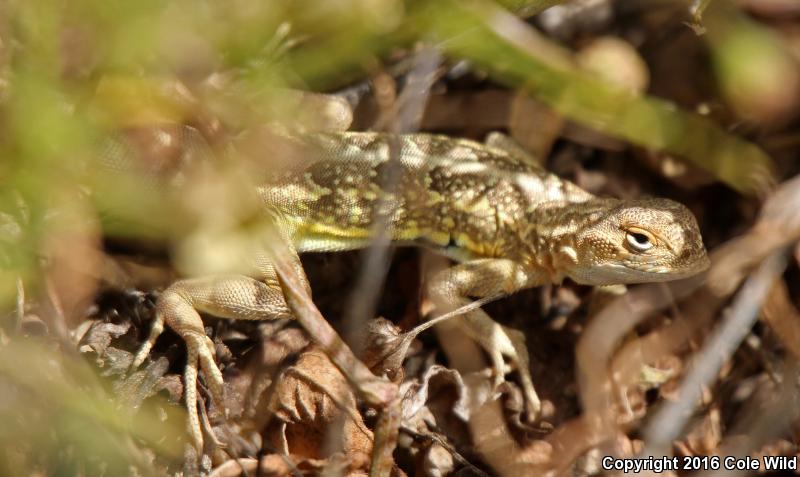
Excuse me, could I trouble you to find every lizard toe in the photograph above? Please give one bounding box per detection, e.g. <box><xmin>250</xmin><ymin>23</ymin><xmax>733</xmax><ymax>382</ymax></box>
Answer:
<box><xmin>184</xmin><ymin>343</ymin><xmax>205</xmax><ymax>452</ymax></box>
<box><xmin>182</xmin><ymin>332</ymin><xmax>227</xmax><ymax>452</ymax></box>
<box><xmin>196</xmin><ymin>335</ymin><xmax>226</xmax><ymax>412</ymax></box>
<box><xmin>130</xmin><ymin>313</ymin><xmax>165</xmax><ymax>371</ymax></box>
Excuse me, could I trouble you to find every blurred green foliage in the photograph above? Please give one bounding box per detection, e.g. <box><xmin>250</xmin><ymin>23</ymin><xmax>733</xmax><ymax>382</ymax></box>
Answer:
<box><xmin>0</xmin><ymin>340</ymin><xmax>185</xmax><ymax>475</ymax></box>
<box><xmin>0</xmin><ymin>0</ymin><xmax>785</xmax><ymax>473</ymax></box>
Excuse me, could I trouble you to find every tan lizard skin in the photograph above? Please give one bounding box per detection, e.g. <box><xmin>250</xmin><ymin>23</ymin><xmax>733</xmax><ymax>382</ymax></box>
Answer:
<box><xmin>129</xmin><ymin>130</ymin><xmax>710</xmax><ymax>450</ymax></box>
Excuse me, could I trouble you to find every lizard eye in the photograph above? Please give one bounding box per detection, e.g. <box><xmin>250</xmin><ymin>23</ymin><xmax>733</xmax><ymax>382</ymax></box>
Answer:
<box><xmin>626</xmin><ymin>230</ymin><xmax>654</xmax><ymax>252</ymax></box>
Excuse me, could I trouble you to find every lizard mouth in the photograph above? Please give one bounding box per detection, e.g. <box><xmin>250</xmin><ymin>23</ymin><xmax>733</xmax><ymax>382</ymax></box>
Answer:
<box><xmin>622</xmin><ymin>253</ymin><xmax>710</xmax><ymax>280</ymax></box>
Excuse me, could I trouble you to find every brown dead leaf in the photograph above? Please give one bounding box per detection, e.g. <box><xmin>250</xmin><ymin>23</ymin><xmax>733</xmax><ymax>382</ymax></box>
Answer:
<box><xmin>112</xmin><ymin>355</ymin><xmax>178</xmax><ymax>409</ymax></box>
<box><xmin>210</xmin><ymin>454</ymin><xmax>366</xmax><ymax>477</ymax></box>
<box><xmin>417</xmin><ymin>443</ymin><xmax>454</xmax><ymax>477</ymax></box>
<box><xmin>362</xmin><ymin>317</ymin><xmax>407</xmax><ymax>382</ymax></box>
<box><xmin>263</xmin><ymin>346</ymin><xmax>374</xmax><ymax>474</ymax></box>
<box><xmin>235</xmin><ymin>320</ymin><xmax>310</xmax><ymax>422</ymax></box>
<box><xmin>401</xmin><ymin>364</ymin><xmax>471</xmax><ymax>424</ymax></box>
<box><xmin>79</xmin><ymin>320</ymin><xmax>132</xmax><ymax>357</ymax></box>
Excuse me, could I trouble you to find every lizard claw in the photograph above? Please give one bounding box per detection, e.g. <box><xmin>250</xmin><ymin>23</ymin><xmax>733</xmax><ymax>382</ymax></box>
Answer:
<box><xmin>182</xmin><ymin>331</ymin><xmax>226</xmax><ymax>452</ymax></box>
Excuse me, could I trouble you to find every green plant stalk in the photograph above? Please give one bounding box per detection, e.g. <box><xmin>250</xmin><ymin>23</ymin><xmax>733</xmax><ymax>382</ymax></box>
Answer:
<box><xmin>419</xmin><ymin>0</ymin><xmax>773</xmax><ymax>194</ymax></box>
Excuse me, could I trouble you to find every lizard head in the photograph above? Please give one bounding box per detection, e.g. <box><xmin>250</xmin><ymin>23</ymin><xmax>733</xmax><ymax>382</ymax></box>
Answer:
<box><xmin>560</xmin><ymin>198</ymin><xmax>710</xmax><ymax>285</ymax></box>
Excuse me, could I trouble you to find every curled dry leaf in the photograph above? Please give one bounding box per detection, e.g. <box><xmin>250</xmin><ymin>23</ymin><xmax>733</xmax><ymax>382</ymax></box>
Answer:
<box><xmin>210</xmin><ymin>454</ymin><xmax>367</xmax><ymax>477</ymax></box>
<box><xmin>235</xmin><ymin>320</ymin><xmax>310</xmax><ymax>421</ymax></box>
<box><xmin>401</xmin><ymin>364</ymin><xmax>471</xmax><ymax>423</ymax></box>
<box><xmin>419</xmin><ymin>443</ymin><xmax>454</xmax><ymax>477</ymax></box>
<box><xmin>262</xmin><ymin>346</ymin><xmax>374</xmax><ymax>475</ymax></box>
<box><xmin>113</xmin><ymin>355</ymin><xmax>179</xmax><ymax>410</ymax></box>
<box><xmin>79</xmin><ymin>320</ymin><xmax>131</xmax><ymax>357</ymax></box>
<box><xmin>362</xmin><ymin>317</ymin><xmax>407</xmax><ymax>382</ymax></box>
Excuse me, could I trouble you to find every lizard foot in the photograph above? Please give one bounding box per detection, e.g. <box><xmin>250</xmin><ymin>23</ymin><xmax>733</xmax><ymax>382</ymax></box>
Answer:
<box><xmin>129</xmin><ymin>287</ymin><xmax>227</xmax><ymax>452</ymax></box>
<box><xmin>484</xmin><ymin>325</ymin><xmax>542</xmax><ymax>422</ymax></box>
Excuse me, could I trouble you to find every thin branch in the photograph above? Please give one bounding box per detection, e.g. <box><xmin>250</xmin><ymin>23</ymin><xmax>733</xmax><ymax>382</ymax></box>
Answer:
<box><xmin>642</xmin><ymin>249</ymin><xmax>789</xmax><ymax>455</ymax></box>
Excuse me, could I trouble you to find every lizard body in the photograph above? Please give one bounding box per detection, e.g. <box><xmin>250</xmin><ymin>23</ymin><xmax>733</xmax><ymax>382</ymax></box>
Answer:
<box><xmin>130</xmin><ymin>130</ymin><xmax>710</xmax><ymax>451</ymax></box>
<box><xmin>261</xmin><ymin>132</ymin><xmax>706</xmax><ymax>282</ymax></box>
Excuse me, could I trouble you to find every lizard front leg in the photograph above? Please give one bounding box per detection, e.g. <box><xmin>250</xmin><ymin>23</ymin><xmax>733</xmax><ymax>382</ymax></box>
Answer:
<box><xmin>428</xmin><ymin>258</ymin><xmax>544</xmax><ymax>419</ymax></box>
<box><xmin>131</xmin><ymin>251</ymin><xmax>306</xmax><ymax>451</ymax></box>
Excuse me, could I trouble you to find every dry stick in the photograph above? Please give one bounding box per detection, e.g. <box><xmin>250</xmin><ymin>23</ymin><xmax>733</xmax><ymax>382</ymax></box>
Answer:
<box><xmin>543</xmin><ymin>275</ymin><xmax>706</xmax><ymax>476</ymax></box>
<box><xmin>267</xmin><ymin>238</ymin><xmax>397</xmax><ymax>403</ymax></box>
<box><xmin>690</xmin><ymin>0</ymin><xmax>714</xmax><ymax>24</ymax></box>
<box><xmin>265</xmin><ymin>234</ymin><xmax>399</xmax><ymax>477</ymax></box>
<box><xmin>412</xmin><ymin>295</ymin><xmax>500</xmax><ymax>335</ymax></box>
<box><xmin>701</xmin><ymin>359</ymin><xmax>800</xmax><ymax>477</ymax></box>
<box><xmin>341</xmin><ymin>46</ymin><xmax>441</xmax><ymax>351</ymax></box>
<box><xmin>366</xmin><ymin>295</ymin><xmax>502</xmax><ymax>374</ymax></box>
<box><xmin>579</xmin><ymin>277</ymin><xmax>705</xmax><ymax>412</ymax></box>
<box><xmin>331</xmin><ymin>47</ymin><xmax>441</xmax><ymax>476</ymax></box>
<box><xmin>642</xmin><ymin>249</ymin><xmax>789</xmax><ymax>457</ymax></box>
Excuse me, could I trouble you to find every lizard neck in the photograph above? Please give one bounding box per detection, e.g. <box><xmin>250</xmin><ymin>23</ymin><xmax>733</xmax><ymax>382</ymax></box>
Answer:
<box><xmin>524</xmin><ymin>198</ymin><xmax>621</xmax><ymax>282</ymax></box>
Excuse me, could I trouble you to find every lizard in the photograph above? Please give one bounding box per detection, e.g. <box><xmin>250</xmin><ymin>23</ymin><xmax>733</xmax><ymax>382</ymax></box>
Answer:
<box><xmin>127</xmin><ymin>129</ymin><xmax>710</xmax><ymax>451</ymax></box>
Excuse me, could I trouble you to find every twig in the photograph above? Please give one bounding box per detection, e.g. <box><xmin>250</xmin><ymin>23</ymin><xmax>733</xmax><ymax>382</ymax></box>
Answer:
<box><xmin>264</xmin><ymin>231</ymin><xmax>399</xmax><ymax>477</ymax></box>
<box><xmin>642</xmin><ymin>249</ymin><xmax>789</xmax><ymax>455</ymax></box>
<box><xmin>341</xmin><ymin>46</ymin><xmax>441</xmax><ymax>351</ymax></box>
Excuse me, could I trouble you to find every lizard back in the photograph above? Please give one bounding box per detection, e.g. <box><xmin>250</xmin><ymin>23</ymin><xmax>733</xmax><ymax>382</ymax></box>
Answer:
<box><xmin>258</xmin><ymin>132</ymin><xmax>593</xmax><ymax>261</ymax></box>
